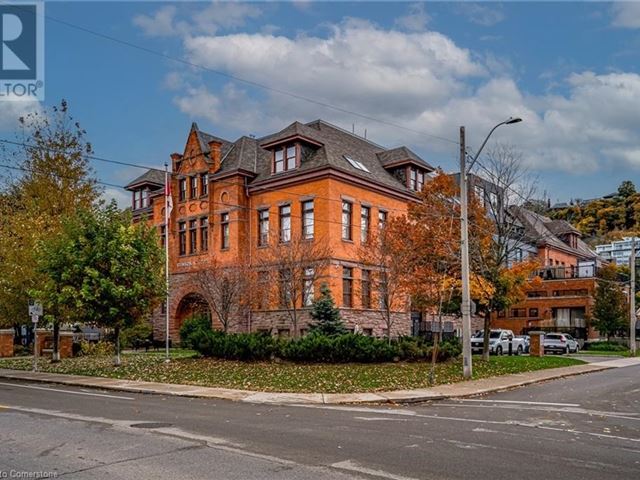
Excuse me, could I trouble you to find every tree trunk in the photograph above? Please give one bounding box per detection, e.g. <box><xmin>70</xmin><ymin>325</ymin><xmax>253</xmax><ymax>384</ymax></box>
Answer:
<box><xmin>482</xmin><ymin>315</ymin><xmax>491</xmax><ymax>362</ymax></box>
<box><xmin>114</xmin><ymin>325</ymin><xmax>121</xmax><ymax>366</ymax></box>
<box><xmin>429</xmin><ymin>330</ymin><xmax>439</xmax><ymax>385</ymax></box>
<box><xmin>51</xmin><ymin>322</ymin><xmax>60</xmax><ymax>363</ymax></box>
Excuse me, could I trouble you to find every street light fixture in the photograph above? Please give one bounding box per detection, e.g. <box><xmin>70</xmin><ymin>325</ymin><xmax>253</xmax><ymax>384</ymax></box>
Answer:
<box><xmin>459</xmin><ymin>117</ymin><xmax>523</xmax><ymax>380</ymax></box>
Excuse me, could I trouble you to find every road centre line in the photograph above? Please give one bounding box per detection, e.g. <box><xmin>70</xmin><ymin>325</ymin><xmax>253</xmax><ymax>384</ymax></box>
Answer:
<box><xmin>0</xmin><ymin>381</ymin><xmax>136</xmax><ymax>400</ymax></box>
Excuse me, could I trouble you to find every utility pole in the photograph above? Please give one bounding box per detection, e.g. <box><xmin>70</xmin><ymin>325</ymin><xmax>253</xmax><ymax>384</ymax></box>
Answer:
<box><xmin>460</xmin><ymin>126</ymin><xmax>472</xmax><ymax>379</ymax></box>
<box><xmin>631</xmin><ymin>236</ymin><xmax>637</xmax><ymax>355</ymax></box>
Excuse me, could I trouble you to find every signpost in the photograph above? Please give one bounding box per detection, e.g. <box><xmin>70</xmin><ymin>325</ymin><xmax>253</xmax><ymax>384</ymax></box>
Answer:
<box><xmin>29</xmin><ymin>301</ymin><xmax>42</xmax><ymax>372</ymax></box>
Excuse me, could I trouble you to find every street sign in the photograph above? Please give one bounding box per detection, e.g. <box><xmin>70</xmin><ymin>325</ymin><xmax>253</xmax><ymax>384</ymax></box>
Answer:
<box><xmin>31</xmin><ymin>314</ymin><xmax>39</xmax><ymax>324</ymax></box>
<box><xmin>28</xmin><ymin>301</ymin><xmax>43</xmax><ymax>317</ymax></box>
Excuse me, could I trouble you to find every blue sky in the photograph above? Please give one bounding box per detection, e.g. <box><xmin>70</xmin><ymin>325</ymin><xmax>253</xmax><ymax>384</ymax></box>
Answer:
<box><xmin>2</xmin><ymin>1</ymin><xmax>640</xmax><ymax>206</ymax></box>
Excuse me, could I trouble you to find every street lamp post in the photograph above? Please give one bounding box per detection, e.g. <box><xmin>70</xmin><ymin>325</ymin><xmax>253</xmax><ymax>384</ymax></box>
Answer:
<box><xmin>460</xmin><ymin>117</ymin><xmax>522</xmax><ymax>380</ymax></box>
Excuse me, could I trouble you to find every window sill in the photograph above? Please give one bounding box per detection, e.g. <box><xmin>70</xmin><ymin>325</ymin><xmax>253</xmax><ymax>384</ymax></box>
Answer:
<box><xmin>341</xmin><ymin>238</ymin><xmax>354</xmax><ymax>243</ymax></box>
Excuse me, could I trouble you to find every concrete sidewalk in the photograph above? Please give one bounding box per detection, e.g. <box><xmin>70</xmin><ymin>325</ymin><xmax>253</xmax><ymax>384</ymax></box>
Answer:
<box><xmin>2</xmin><ymin>357</ymin><xmax>638</xmax><ymax>405</ymax></box>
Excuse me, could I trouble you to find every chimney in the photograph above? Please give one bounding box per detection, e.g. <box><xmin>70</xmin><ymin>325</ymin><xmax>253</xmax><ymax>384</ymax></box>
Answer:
<box><xmin>208</xmin><ymin>140</ymin><xmax>222</xmax><ymax>174</ymax></box>
<box><xmin>170</xmin><ymin>153</ymin><xmax>183</xmax><ymax>171</ymax></box>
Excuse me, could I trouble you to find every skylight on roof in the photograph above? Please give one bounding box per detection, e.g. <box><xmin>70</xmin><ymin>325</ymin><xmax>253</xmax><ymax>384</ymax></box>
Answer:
<box><xmin>343</xmin><ymin>155</ymin><xmax>370</xmax><ymax>173</ymax></box>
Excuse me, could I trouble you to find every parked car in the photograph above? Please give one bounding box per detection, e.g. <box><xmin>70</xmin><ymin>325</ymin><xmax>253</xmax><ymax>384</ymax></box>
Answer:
<box><xmin>516</xmin><ymin>335</ymin><xmax>531</xmax><ymax>354</ymax></box>
<box><xmin>471</xmin><ymin>329</ymin><xmax>524</xmax><ymax>355</ymax></box>
<box><xmin>543</xmin><ymin>333</ymin><xmax>579</xmax><ymax>354</ymax></box>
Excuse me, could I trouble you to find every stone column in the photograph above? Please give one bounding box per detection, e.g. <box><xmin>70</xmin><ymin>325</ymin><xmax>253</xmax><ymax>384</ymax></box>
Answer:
<box><xmin>529</xmin><ymin>331</ymin><xmax>544</xmax><ymax>357</ymax></box>
<box><xmin>0</xmin><ymin>329</ymin><xmax>14</xmax><ymax>358</ymax></box>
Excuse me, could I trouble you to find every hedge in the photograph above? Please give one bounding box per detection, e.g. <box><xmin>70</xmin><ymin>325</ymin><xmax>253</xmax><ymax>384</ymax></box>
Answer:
<box><xmin>180</xmin><ymin>317</ymin><xmax>461</xmax><ymax>363</ymax></box>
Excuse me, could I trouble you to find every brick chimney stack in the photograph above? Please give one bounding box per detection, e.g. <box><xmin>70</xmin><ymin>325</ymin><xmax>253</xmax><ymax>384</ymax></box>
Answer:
<box><xmin>208</xmin><ymin>140</ymin><xmax>222</xmax><ymax>174</ymax></box>
<box><xmin>170</xmin><ymin>153</ymin><xmax>183</xmax><ymax>171</ymax></box>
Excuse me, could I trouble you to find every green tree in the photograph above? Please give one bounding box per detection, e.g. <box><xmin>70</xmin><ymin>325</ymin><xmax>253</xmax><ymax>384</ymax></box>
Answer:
<box><xmin>309</xmin><ymin>284</ymin><xmax>347</xmax><ymax>336</ymax></box>
<box><xmin>0</xmin><ymin>100</ymin><xmax>99</xmax><ymax>359</ymax></box>
<box><xmin>592</xmin><ymin>264</ymin><xmax>628</xmax><ymax>341</ymax></box>
<box><xmin>618</xmin><ymin>180</ymin><xmax>636</xmax><ymax>198</ymax></box>
<box><xmin>33</xmin><ymin>203</ymin><xmax>165</xmax><ymax>365</ymax></box>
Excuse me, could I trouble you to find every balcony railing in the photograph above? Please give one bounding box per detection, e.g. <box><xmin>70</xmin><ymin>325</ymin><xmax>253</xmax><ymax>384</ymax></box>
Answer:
<box><xmin>532</xmin><ymin>265</ymin><xmax>597</xmax><ymax>280</ymax></box>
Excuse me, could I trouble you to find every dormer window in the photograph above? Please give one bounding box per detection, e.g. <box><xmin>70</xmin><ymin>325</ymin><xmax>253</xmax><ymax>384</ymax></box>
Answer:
<box><xmin>274</xmin><ymin>145</ymin><xmax>298</xmax><ymax>173</ymax></box>
<box><xmin>408</xmin><ymin>167</ymin><xmax>424</xmax><ymax>191</ymax></box>
<box><xmin>132</xmin><ymin>188</ymin><xmax>150</xmax><ymax>210</ymax></box>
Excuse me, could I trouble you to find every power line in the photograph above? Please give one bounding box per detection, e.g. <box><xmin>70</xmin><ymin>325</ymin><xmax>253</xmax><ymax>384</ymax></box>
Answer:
<box><xmin>21</xmin><ymin>4</ymin><xmax>460</xmax><ymax>147</ymax></box>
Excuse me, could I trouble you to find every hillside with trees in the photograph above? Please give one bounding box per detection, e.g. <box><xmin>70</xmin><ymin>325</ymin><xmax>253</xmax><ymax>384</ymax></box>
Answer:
<box><xmin>548</xmin><ymin>180</ymin><xmax>640</xmax><ymax>243</ymax></box>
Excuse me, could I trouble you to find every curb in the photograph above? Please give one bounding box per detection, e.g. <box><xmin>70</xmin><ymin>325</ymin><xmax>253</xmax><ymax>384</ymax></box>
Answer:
<box><xmin>0</xmin><ymin>361</ymin><xmax>624</xmax><ymax>405</ymax></box>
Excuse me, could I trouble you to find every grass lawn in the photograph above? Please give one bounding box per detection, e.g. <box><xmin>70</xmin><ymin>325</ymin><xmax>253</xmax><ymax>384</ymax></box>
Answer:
<box><xmin>0</xmin><ymin>352</ymin><xmax>584</xmax><ymax>394</ymax></box>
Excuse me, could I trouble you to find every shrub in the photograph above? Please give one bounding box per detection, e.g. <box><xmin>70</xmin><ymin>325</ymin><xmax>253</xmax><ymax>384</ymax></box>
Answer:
<box><xmin>187</xmin><ymin>329</ymin><xmax>462</xmax><ymax>364</ymax></box>
<box><xmin>586</xmin><ymin>341</ymin><xmax>628</xmax><ymax>352</ymax></box>
<box><xmin>78</xmin><ymin>340</ymin><xmax>114</xmax><ymax>357</ymax></box>
<box><xmin>121</xmin><ymin>322</ymin><xmax>153</xmax><ymax>348</ymax></box>
<box><xmin>179</xmin><ymin>314</ymin><xmax>213</xmax><ymax>349</ymax></box>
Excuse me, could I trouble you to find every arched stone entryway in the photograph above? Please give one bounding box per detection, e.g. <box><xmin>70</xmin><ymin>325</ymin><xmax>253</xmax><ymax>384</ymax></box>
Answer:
<box><xmin>174</xmin><ymin>292</ymin><xmax>211</xmax><ymax>332</ymax></box>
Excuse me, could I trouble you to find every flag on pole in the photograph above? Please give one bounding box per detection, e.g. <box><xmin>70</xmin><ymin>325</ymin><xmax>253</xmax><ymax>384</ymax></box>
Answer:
<box><xmin>165</xmin><ymin>175</ymin><xmax>173</xmax><ymax>216</ymax></box>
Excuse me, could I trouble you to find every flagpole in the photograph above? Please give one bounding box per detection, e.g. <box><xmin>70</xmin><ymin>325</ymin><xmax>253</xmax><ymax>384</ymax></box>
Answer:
<box><xmin>164</xmin><ymin>163</ymin><xmax>171</xmax><ymax>363</ymax></box>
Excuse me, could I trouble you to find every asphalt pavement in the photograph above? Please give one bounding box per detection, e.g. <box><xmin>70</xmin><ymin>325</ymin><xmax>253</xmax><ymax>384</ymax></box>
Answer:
<box><xmin>0</xmin><ymin>364</ymin><xmax>639</xmax><ymax>480</ymax></box>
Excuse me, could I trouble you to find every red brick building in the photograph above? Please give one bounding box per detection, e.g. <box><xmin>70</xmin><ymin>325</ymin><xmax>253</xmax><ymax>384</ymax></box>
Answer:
<box><xmin>492</xmin><ymin>208</ymin><xmax>604</xmax><ymax>340</ymax></box>
<box><xmin>126</xmin><ymin>120</ymin><xmax>435</xmax><ymax>341</ymax></box>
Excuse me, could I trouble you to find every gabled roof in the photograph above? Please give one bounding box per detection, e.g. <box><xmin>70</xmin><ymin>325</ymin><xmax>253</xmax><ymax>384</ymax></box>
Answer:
<box><xmin>546</xmin><ymin>220</ymin><xmax>581</xmax><ymax>237</ymax></box>
<box><xmin>259</xmin><ymin>121</ymin><xmax>324</xmax><ymax>148</ymax></box>
<box><xmin>125</xmin><ymin>169</ymin><xmax>165</xmax><ymax>190</ymax></box>
<box><xmin>190</xmin><ymin>122</ymin><xmax>234</xmax><ymax>161</ymax></box>
<box><xmin>376</xmin><ymin>146</ymin><xmax>435</xmax><ymax>170</ymax></box>
<box><xmin>510</xmin><ymin>207</ymin><xmax>597</xmax><ymax>260</ymax></box>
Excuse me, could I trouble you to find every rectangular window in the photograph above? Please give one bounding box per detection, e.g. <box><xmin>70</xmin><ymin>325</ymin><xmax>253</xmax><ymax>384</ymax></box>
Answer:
<box><xmin>274</xmin><ymin>149</ymin><xmax>284</xmax><ymax>173</ymax></box>
<box><xmin>279</xmin><ymin>204</ymin><xmax>291</xmax><ymax>243</ymax></box>
<box><xmin>258</xmin><ymin>209</ymin><xmax>269</xmax><ymax>246</ymax></box>
<box><xmin>409</xmin><ymin>168</ymin><xmax>417</xmax><ymax>190</ymax></box>
<box><xmin>286</xmin><ymin>145</ymin><xmax>297</xmax><ymax>170</ymax></box>
<box><xmin>303</xmin><ymin>267</ymin><xmax>314</xmax><ymax>307</ymax></box>
<box><xmin>178</xmin><ymin>222</ymin><xmax>186</xmax><ymax>256</ymax></box>
<box><xmin>200</xmin><ymin>173</ymin><xmax>208</xmax><ymax>196</ymax></box>
<box><xmin>511</xmin><ymin>308</ymin><xmax>527</xmax><ymax>318</ymax></box>
<box><xmin>360</xmin><ymin>206</ymin><xmax>370</xmax><ymax>243</ymax></box>
<box><xmin>190</xmin><ymin>176</ymin><xmax>198</xmax><ymax>199</ymax></box>
<box><xmin>200</xmin><ymin>217</ymin><xmax>209</xmax><ymax>252</ymax></box>
<box><xmin>301</xmin><ymin>200</ymin><xmax>314</xmax><ymax>240</ymax></box>
<box><xmin>140</xmin><ymin>189</ymin><xmax>149</xmax><ymax>209</ymax></box>
<box><xmin>342</xmin><ymin>267</ymin><xmax>353</xmax><ymax>307</ymax></box>
<box><xmin>342</xmin><ymin>201</ymin><xmax>352</xmax><ymax>240</ymax></box>
<box><xmin>273</xmin><ymin>145</ymin><xmax>298</xmax><ymax>173</ymax></box>
<box><xmin>378</xmin><ymin>210</ymin><xmax>387</xmax><ymax>230</ymax></box>
<box><xmin>379</xmin><ymin>271</ymin><xmax>389</xmax><ymax>309</ymax></box>
<box><xmin>159</xmin><ymin>225</ymin><xmax>166</xmax><ymax>249</ymax></box>
<box><xmin>417</xmin><ymin>171</ymin><xmax>424</xmax><ymax>192</ymax></box>
<box><xmin>529</xmin><ymin>308</ymin><xmax>539</xmax><ymax>318</ymax></box>
<box><xmin>256</xmin><ymin>271</ymin><xmax>269</xmax><ymax>310</ymax></box>
<box><xmin>361</xmin><ymin>269</ymin><xmax>371</xmax><ymax>309</ymax></box>
<box><xmin>189</xmin><ymin>219</ymin><xmax>197</xmax><ymax>254</ymax></box>
<box><xmin>179</xmin><ymin>178</ymin><xmax>187</xmax><ymax>201</ymax></box>
<box><xmin>221</xmin><ymin>212</ymin><xmax>229</xmax><ymax>250</ymax></box>
<box><xmin>133</xmin><ymin>191</ymin><xmax>140</xmax><ymax>210</ymax></box>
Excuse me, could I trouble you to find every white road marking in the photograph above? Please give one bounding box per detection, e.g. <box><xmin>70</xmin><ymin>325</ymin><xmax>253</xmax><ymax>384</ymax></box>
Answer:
<box><xmin>0</xmin><ymin>382</ymin><xmax>135</xmax><ymax>400</ymax></box>
<box><xmin>353</xmin><ymin>416</ymin><xmax>407</xmax><ymax>422</ymax></box>
<box><xmin>331</xmin><ymin>460</ymin><xmax>422</xmax><ymax>480</ymax></box>
<box><xmin>457</xmin><ymin>399</ymin><xmax>580</xmax><ymax>407</ymax></box>
<box><xmin>435</xmin><ymin>403</ymin><xmax>640</xmax><ymax>421</ymax></box>
<box><xmin>293</xmin><ymin>404</ymin><xmax>640</xmax><ymax>444</ymax></box>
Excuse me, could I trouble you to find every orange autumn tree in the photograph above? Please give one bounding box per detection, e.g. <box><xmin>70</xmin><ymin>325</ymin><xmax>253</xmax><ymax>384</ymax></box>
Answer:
<box><xmin>384</xmin><ymin>171</ymin><xmax>494</xmax><ymax>334</ymax></box>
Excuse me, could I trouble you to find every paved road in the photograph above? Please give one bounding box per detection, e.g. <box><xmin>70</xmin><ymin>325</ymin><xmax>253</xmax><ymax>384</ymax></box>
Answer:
<box><xmin>0</xmin><ymin>365</ymin><xmax>639</xmax><ymax>480</ymax></box>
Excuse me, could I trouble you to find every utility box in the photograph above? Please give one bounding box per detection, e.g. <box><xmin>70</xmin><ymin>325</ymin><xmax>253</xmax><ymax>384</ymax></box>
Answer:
<box><xmin>529</xmin><ymin>331</ymin><xmax>544</xmax><ymax>357</ymax></box>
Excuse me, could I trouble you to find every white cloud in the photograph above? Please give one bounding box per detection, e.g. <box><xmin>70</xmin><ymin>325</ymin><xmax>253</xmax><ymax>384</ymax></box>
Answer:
<box><xmin>455</xmin><ymin>3</ymin><xmax>505</xmax><ymax>27</ymax></box>
<box><xmin>611</xmin><ymin>2</ymin><xmax>640</xmax><ymax>28</ymax></box>
<box><xmin>103</xmin><ymin>187</ymin><xmax>132</xmax><ymax>209</ymax></box>
<box><xmin>133</xmin><ymin>1</ymin><xmax>262</xmax><ymax>37</ymax></box>
<box><xmin>183</xmin><ymin>19</ymin><xmax>484</xmax><ymax>119</ymax></box>
<box><xmin>395</xmin><ymin>3</ymin><xmax>431</xmax><ymax>32</ymax></box>
<box><xmin>142</xmin><ymin>7</ymin><xmax>640</xmax><ymax>176</ymax></box>
<box><xmin>0</xmin><ymin>100</ymin><xmax>42</xmax><ymax>131</ymax></box>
